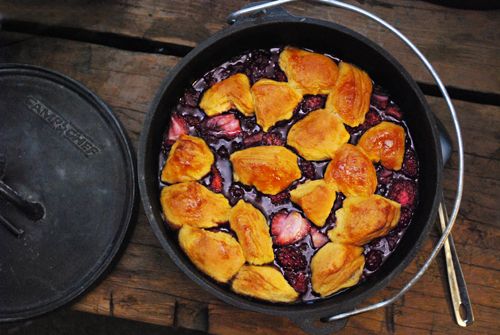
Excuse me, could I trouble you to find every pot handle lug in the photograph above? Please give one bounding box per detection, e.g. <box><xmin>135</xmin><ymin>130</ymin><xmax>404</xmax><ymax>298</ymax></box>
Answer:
<box><xmin>227</xmin><ymin>0</ymin><xmax>295</xmax><ymax>25</ymax></box>
<box><xmin>292</xmin><ymin>316</ymin><xmax>347</xmax><ymax>335</ymax></box>
<box><xmin>433</xmin><ymin>114</ymin><xmax>453</xmax><ymax>165</ymax></box>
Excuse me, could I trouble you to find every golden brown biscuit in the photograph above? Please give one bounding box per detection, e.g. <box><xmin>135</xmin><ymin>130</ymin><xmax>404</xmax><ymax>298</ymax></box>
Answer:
<box><xmin>287</xmin><ymin>109</ymin><xmax>350</xmax><ymax>161</ymax></box>
<box><xmin>311</xmin><ymin>242</ymin><xmax>365</xmax><ymax>297</ymax></box>
<box><xmin>326</xmin><ymin>62</ymin><xmax>373</xmax><ymax>127</ymax></box>
<box><xmin>160</xmin><ymin>182</ymin><xmax>231</xmax><ymax>229</ymax></box>
<box><xmin>178</xmin><ymin>225</ymin><xmax>245</xmax><ymax>283</ymax></box>
<box><xmin>232</xmin><ymin>265</ymin><xmax>299</xmax><ymax>302</ymax></box>
<box><xmin>161</xmin><ymin>135</ymin><xmax>214</xmax><ymax>184</ymax></box>
<box><xmin>290</xmin><ymin>180</ymin><xmax>337</xmax><ymax>227</ymax></box>
<box><xmin>230</xmin><ymin>146</ymin><xmax>301</xmax><ymax>195</ymax></box>
<box><xmin>229</xmin><ymin>200</ymin><xmax>274</xmax><ymax>265</ymax></box>
<box><xmin>358</xmin><ymin>122</ymin><xmax>406</xmax><ymax>170</ymax></box>
<box><xmin>251</xmin><ymin>79</ymin><xmax>302</xmax><ymax>131</ymax></box>
<box><xmin>324</xmin><ymin>143</ymin><xmax>377</xmax><ymax>196</ymax></box>
<box><xmin>328</xmin><ymin>195</ymin><xmax>400</xmax><ymax>245</ymax></box>
<box><xmin>279</xmin><ymin>47</ymin><xmax>339</xmax><ymax>94</ymax></box>
<box><xmin>199</xmin><ymin>73</ymin><xmax>254</xmax><ymax>116</ymax></box>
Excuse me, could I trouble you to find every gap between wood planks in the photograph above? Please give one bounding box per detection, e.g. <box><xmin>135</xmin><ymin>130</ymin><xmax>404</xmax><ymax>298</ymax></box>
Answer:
<box><xmin>2</xmin><ymin>19</ymin><xmax>500</xmax><ymax>107</ymax></box>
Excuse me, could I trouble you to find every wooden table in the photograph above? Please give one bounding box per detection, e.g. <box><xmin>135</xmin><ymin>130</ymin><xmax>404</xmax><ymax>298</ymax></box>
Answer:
<box><xmin>0</xmin><ymin>1</ymin><xmax>498</xmax><ymax>334</ymax></box>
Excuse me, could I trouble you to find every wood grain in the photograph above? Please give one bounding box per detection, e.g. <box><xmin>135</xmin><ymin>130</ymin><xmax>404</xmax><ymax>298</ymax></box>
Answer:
<box><xmin>0</xmin><ymin>32</ymin><xmax>498</xmax><ymax>334</ymax></box>
<box><xmin>0</xmin><ymin>0</ymin><xmax>499</xmax><ymax>94</ymax></box>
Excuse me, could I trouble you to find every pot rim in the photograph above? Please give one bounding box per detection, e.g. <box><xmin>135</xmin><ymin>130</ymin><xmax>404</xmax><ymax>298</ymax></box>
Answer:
<box><xmin>138</xmin><ymin>14</ymin><xmax>443</xmax><ymax>319</ymax></box>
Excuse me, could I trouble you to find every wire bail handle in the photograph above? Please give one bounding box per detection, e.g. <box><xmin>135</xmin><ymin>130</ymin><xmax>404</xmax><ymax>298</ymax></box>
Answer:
<box><xmin>228</xmin><ymin>0</ymin><xmax>465</xmax><ymax>323</ymax></box>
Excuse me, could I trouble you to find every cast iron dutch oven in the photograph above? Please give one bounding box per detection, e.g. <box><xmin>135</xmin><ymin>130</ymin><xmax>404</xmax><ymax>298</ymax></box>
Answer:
<box><xmin>138</xmin><ymin>7</ymin><xmax>443</xmax><ymax>334</ymax></box>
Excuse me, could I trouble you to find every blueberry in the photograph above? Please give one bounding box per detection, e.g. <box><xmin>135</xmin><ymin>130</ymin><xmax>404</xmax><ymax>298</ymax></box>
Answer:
<box><xmin>216</xmin><ymin>146</ymin><xmax>229</xmax><ymax>159</ymax></box>
<box><xmin>365</xmin><ymin>250</ymin><xmax>383</xmax><ymax>271</ymax></box>
<box><xmin>180</xmin><ymin>88</ymin><xmax>201</xmax><ymax>108</ymax></box>
<box><xmin>229</xmin><ymin>184</ymin><xmax>244</xmax><ymax>199</ymax></box>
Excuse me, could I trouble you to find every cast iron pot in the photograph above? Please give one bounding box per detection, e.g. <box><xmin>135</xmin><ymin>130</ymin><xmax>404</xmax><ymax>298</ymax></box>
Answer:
<box><xmin>138</xmin><ymin>8</ymin><xmax>443</xmax><ymax>334</ymax></box>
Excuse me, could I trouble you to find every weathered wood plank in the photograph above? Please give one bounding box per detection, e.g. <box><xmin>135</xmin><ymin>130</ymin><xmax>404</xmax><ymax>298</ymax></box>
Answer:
<box><xmin>75</xmin><ymin>279</ymin><xmax>177</xmax><ymax>327</ymax></box>
<box><xmin>0</xmin><ymin>33</ymin><xmax>498</xmax><ymax>334</ymax></box>
<box><xmin>0</xmin><ymin>1</ymin><xmax>499</xmax><ymax>94</ymax></box>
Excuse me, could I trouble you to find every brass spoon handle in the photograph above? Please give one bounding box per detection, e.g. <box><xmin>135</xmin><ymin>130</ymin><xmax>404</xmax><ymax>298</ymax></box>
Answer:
<box><xmin>438</xmin><ymin>202</ymin><xmax>474</xmax><ymax>326</ymax></box>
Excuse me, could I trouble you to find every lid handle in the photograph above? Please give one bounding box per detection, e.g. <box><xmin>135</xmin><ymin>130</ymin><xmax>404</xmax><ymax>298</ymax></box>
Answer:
<box><xmin>0</xmin><ymin>152</ymin><xmax>45</xmax><ymax>238</ymax></box>
<box><xmin>0</xmin><ymin>180</ymin><xmax>45</xmax><ymax>221</ymax></box>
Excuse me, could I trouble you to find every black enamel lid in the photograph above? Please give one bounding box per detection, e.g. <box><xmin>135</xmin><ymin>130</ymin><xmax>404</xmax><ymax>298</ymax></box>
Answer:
<box><xmin>0</xmin><ymin>64</ymin><xmax>137</xmax><ymax>321</ymax></box>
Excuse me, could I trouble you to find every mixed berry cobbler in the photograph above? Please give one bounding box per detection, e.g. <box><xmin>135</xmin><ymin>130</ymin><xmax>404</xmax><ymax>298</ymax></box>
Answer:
<box><xmin>158</xmin><ymin>46</ymin><xmax>419</xmax><ymax>303</ymax></box>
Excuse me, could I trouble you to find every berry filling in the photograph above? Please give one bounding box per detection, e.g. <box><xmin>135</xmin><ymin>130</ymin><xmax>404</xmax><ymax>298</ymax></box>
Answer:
<box><xmin>180</xmin><ymin>88</ymin><xmax>201</xmax><ymax>108</ymax></box>
<box><xmin>263</xmin><ymin>132</ymin><xmax>285</xmax><ymax>146</ymax></box>
<box><xmin>299</xmin><ymin>159</ymin><xmax>316</xmax><ymax>180</ymax></box>
<box><xmin>377</xmin><ymin>166</ymin><xmax>394</xmax><ymax>185</ymax></box>
<box><xmin>159</xmin><ymin>47</ymin><xmax>419</xmax><ymax>303</ymax></box>
<box><xmin>402</xmin><ymin>148</ymin><xmax>418</xmax><ymax>177</ymax></box>
<box><xmin>371</xmin><ymin>88</ymin><xmax>389</xmax><ymax>110</ymax></box>
<box><xmin>276</xmin><ymin>246</ymin><xmax>307</xmax><ymax>270</ymax></box>
<box><xmin>243</xmin><ymin>132</ymin><xmax>264</xmax><ymax>147</ymax></box>
<box><xmin>365</xmin><ymin>249</ymin><xmax>383</xmax><ymax>271</ymax></box>
<box><xmin>301</xmin><ymin>95</ymin><xmax>326</xmax><ymax>113</ymax></box>
<box><xmin>363</xmin><ymin>109</ymin><xmax>383</xmax><ymax>128</ymax></box>
<box><xmin>284</xmin><ymin>270</ymin><xmax>309</xmax><ymax>294</ymax></box>
<box><xmin>386</xmin><ymin>103</ymin><xmax>403</xmax><ymax>120</ymax></box>
<box><xmin>399</xmin><ymin>207</ymin><xmax>413</xmax><ymax>227</ymax></box>
<box><xmin>268</xmin><ymin>191</ymin><xmax>290</xmax><ymax>205</ymax></box>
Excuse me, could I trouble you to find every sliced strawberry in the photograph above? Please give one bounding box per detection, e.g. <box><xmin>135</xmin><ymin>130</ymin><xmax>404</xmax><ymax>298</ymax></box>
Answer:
<box><xmin>372</xmin><ymin>93</ymin><xmax>389</xmax><ymax>110</ymax></box>
<box><xmin>209</xmin><ymin>166</ymin><xmax>224</xmax><ymax>193</ymax></box>
<box><xmin>284</xmin><ymin>270</ymin><xmax>308</xmax><ymax>293</ymax></box>
<box><xmin>167</xmin><ymin>114</ymin><xmax>189</xmax><ymax>144</ymax></box>
<box><xmin>271</xmin><ymin>211</ymin><xmax>311</xmax><ymax>246</ymax></box>
<box><xmin>386</xmin><ymin>104</ymin><xmax>403</xmax><ymax>120</ymax></box>
<box><xmin>363</xmin><ymin>109</ymin><xmax>382</xmax><ymax>128</ymax></box>
<box><xmin>205</xmin><ymin>113</ymin><xmax>242</xmax><ymax>138</ymax></box>
<box><xmin>310</xmin><ymin>226</ymin><xmax>329</xmax><ymax>249</ymax></box>
<box><xmin>387</xmin><ymin>179</ymin><xmax>417</xmax><ymax>208</ymax></box>
<box><xmin>242</xmin><ymin>132</ymin><xmax>264</xmax><ymax>147</ymax></box>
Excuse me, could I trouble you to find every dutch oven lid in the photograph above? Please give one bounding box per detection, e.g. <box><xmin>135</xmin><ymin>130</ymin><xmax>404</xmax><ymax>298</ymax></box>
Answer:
<box><xmin>0</xmin><ymin>64</ymin><xmax>136</xmax><ymax>321</ymax></box>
